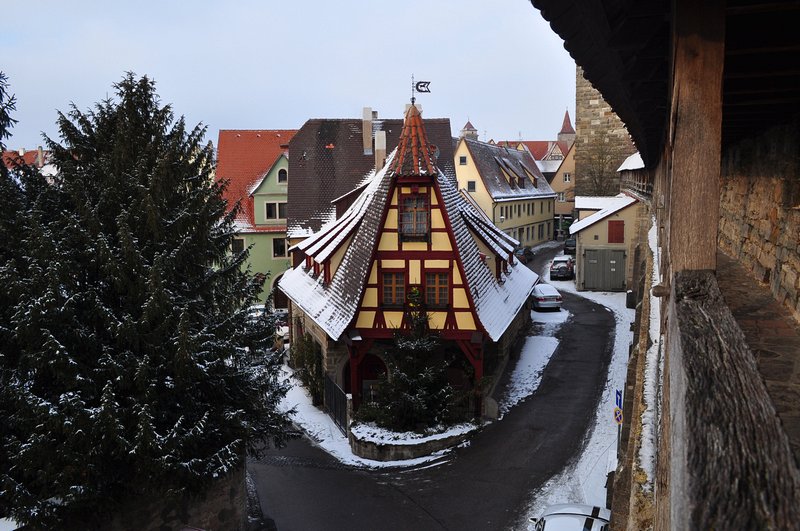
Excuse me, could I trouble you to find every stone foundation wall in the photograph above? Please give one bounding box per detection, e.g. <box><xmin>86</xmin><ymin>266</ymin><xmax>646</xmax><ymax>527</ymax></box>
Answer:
<box><xmin>107</xmin><ymin>466</ymin><xmax>246</xmax><ymax>531</ymax></box>
<box><xmin>718</xmin><ymin>119</ymin><xmax>800</xmax><ymax>322</ymax></box>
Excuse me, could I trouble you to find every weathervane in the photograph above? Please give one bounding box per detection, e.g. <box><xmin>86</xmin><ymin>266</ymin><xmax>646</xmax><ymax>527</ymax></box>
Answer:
<box><xmin>411</xmin><ymin>74</ymin><xmax>431</xmax><ymax>105</ymax></box>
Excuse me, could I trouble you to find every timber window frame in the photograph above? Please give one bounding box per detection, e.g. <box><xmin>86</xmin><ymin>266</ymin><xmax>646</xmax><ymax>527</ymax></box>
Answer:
<box><xmin>266</xmin><ymin>202</ymin><xmax>288</xmax><ymax>220</ymax></box>
<box><xmin>399</xmin><ymin>192</ymin><xmax>429</xmax><ymax>242</ymax></box>
<box><xmin>424</xmin><ymin>271</ymin><xmax>449</xmax><ymax>308</ymax></box>
<box><xmin>272</xmin><ymin>237</ymin><xmax>288</xmax><ymax>258</ymax></box>
<box><xmin>381</xmin><ymin>271</ymin><xmax>406</xmax><ymax>307</ymax></box>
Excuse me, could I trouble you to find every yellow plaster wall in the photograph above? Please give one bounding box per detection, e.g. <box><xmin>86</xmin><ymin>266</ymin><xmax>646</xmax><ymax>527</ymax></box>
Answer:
<box><xmin>385</xmin><ymin>209</ymin><xmax>398</xmax><ymax>229</ymax></box>
<box><xmin>454</xmin><ymin>140</ymin><xmax>494</xmax><ymax>217</ymax></box>
<box><xmin>403</xmin><ymin>241</ymin><xmax>427</xmax><ymax>252</ymax></box>
<box><xmin>379</xmin><ymin>232</ymin><xmax>398</xmax><ymax>250</ymax></box>
<box><xmin>356</xmin><ymin>311</ymin><xmax>375</xmax><ymax>328</ymax></box>
<box><xmin>453</xmin><ymin>288</ymin><xmax>469</xmax><ymax>309</ymax></box>
<box><xmin>428</xmin><ymin>311</ymin><xmax>446</xmax><ymax>329</ymax></box>
<box><xmin>431</xmin><ymin>209</ymin><xmax>445</xmax><ymax>229</ymax></box>
<box><xmin>424</xmin><ymin>259</ymin><xmax>449</xmax><ymax>269</ymax></box>
<box><xmin>368</xmin><ymin>264</ymin><xmax>377</xmax><ymax>284</ymax></box>
<box><xmin>455</xmin><ymin>312</ymin><xmax>476</xmax><ymax>330</ymax></box>
<box><xmin>431</xmin><ymin>232</ymin><xmax>453</xmax><ymax>250</ymax></box>
<box><xmin>409</xmin><ymin>260</ymin><xmax>421</xmax><ymax>284</ymax></box>
<box><xmin>384</xmin><ymin>311</ymin><xmax>404</xmax><ymax>328</ymax></box>
<box><xmin>551</xmin><ymin>144</ymin><xmax>576</xmax><ymax>216</ymax></box>
<box><xmin>381</xmin><ymin>259</ymin><xmax>404</xmax><ymax>269</ymax></box>
<box><xmin>363</xmin><ymin>287</ymin><xmax>378</xmax><ymax>308</ymax></box>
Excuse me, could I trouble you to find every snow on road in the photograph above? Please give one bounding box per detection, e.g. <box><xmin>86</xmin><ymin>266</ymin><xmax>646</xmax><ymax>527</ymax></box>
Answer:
<box><xmin>276</xmin><ymin>248</ymin><xmax>634</xmax><ymax>527</ymax></box>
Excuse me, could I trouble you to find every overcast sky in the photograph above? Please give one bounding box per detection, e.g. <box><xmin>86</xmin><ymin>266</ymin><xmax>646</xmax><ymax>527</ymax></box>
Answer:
<box><xmin>2</xmin><ymin>0</ymin><xmax>575</xmax><ymax>151</ymax></box>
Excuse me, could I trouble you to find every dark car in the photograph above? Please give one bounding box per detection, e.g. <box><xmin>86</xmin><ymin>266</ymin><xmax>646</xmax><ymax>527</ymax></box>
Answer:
<box><xmin>514</xmin><ymin>246</ymin><xmax>534</xmax><ymax>264</ymax></box>
<box><xmin>550</xmin><ymin>255</ymin><xmax>574</xmax><ymax>280</ymax></box>
<box><xmin>564</xmin><ymin>238</ymin><xmax>576</xmax><ymax>255</ymax></box>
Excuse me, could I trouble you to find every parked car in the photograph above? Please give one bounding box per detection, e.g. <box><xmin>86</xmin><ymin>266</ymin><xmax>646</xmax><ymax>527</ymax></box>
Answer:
<box><xmin>550</xmin><ymin>255</ymin><xmax>575</xmax><ymax>280</ymax></box>
<box><xmin>514</xmin><ymin>246</ymin><xmax>534</xmax><ymax>264</ymax></box>
<box><xmin>531</xmin><ymin>504</ymin><xmax>611</xmax><ymax>531</ymax></box>
<box><xmin>564</xmin><ymin>238</ymin><xmax>576</xmax><ymax>255</ymax></box>
<box><xmin>531</xmin><ymin>283</ymin><xmax>563</xmax><ymax>311</ymax></box>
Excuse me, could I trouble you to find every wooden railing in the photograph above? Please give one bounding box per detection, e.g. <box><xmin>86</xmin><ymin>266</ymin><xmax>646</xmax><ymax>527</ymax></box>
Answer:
<box><xmin>662</xmin><ymin>270</ymin><xmax>800</xmax><ymax>528</ymax></box>
<box><xmin>620</xmin><ymin>171</ymin><xmax>653</xmax><ymax>201</ymax></box>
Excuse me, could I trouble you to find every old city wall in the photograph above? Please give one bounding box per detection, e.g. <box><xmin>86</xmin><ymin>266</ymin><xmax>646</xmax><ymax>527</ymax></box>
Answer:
<box><xmin>718</xmin><ymin>119</ymin><xmax>800</xmax><ymax>322</ymax></box>
<box><xmin>574</xmin><ymin>66</ymin><xmax>637</xmax><ymax>196</ymax></box>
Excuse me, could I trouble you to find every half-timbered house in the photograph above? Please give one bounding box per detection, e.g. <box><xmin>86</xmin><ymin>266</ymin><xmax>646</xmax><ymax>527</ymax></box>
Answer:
<box><xmin>279</xmin><ymin>103</ymin><xmax>538</xmax><ymax>418</ymax></box>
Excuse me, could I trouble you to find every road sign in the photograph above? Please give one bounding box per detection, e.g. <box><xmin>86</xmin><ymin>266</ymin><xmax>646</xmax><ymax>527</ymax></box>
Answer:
<box><xmin>614</xmin><ymin>406</ymin><xmax>624</xmax><ymax>425</ymax></box>
<box><xmin>615</xmin><ymin>390</ymin><xmax>623</xmax><ymax>408</ymax></box>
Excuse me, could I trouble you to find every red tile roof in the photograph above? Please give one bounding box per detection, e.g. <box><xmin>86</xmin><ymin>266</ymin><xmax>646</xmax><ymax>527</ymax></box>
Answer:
<box><xmin>389</xmin><ymin>104</ymin><xmax>436</xmax><ymax>176</ymax></box>
<box><xmin>2</xmin><ymin>148</ymin><xmax>49</xmax><ymax>169</ymax></box>
<box><xmin>519</xmin><ymin>141</ymin><xmax>551</xmax><ymax>160</ymax></box>
<box><xmin>216</xmin><ymin>129</ymin><xmax>297</xmax><ymax>233</ymax></box>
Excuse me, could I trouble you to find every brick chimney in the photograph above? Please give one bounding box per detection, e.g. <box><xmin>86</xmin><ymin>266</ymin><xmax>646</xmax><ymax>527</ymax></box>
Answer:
<box><xmin>362</xmin><ymin>107</ymin><xmax>373</xmax><ymax>155</ymax></box>
<box><xmin>36</xmin><ymin>146</ymin><xmax>44</xmax><ymax>168</ymax></box>
<box><xmin>375</xmin><ymin>131</ymin><xmax>387</xmax><ymax>171</ymax></box>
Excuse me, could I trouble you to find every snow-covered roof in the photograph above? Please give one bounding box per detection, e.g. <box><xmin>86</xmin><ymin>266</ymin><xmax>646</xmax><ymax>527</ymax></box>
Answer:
<box><xmin>463</xmin><ymin>138</ymin><xmax>556</xmax><ymax>202</ymax></box>
<box><xmin>535</xmin><ymin>159</ymin><xmax>562</xmax><ymax>175</ymax></box>
<box><xmin>617</xmin><ymin>152</ymin><xmax>644</xmax><ymax>172</ymax></box>
<box><xmin>280</xmin><ymin>106</ymin><xmax>538</xmax><ymax>343</ymax></box>
<box><xmin>574</xmin><ymin>193</ymin><xmax>629</xmax><ymax>211</ymax></box>
<box><xmin>570</xmin><ymin>195</ymin><xmax>637</xmax><ymax>235</ymax></box>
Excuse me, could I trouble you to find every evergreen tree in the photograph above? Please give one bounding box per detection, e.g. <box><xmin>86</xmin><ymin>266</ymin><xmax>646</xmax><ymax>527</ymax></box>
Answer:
<box><xmin>0</xmin><ymin>73</ymin><xmax>294</xmax><ymax>528</ymax></box>
<box><xmin>358</xmin><ymin>287</ymin><xmax>457</xmax><ymax>432</ymax></box>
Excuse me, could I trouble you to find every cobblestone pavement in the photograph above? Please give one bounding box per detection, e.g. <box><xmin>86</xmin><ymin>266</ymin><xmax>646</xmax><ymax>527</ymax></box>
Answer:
<box><xmin>717</xmin><ymin>251</ymin><xmax>800</xmax><ymax>463</ymax></box>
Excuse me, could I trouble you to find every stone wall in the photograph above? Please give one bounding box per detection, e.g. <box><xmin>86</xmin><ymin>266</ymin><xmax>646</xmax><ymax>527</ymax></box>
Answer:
<box><xmin>574</xmin><ymin>66</ymin><xmax>636</xmax><ymax>196</ymax></box>
<box><xmin>107</xmin><ymin>466</ymin><xmax>247</xmax><ymax>531</ymax></box>
<box><xmin>718</xmin><ymin>119</ymin><xmax>800</xmax><ymax>322</ymax></box>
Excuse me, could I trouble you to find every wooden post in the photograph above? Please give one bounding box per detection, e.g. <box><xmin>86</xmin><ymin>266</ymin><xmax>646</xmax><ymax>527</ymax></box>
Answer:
<box><xmin>668</xmin><ymin>0</ymin><xmax>725</xmax><ymax>272</ymax></box>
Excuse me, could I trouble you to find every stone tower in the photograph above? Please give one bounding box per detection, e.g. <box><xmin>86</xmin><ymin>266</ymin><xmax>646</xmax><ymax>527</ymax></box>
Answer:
<box><xmin>574</xmin><ymin>66</ymin><xmax>636</xmax><ymax>195</ymax></box>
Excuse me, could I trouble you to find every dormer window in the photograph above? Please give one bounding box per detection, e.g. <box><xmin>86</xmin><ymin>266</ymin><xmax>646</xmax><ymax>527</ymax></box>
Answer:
<box><xmin>278</xmin><ymin>168</ymin><xmax>288</xmax><ymax>183</ymax></box>
<box><xmin>400</xmin><ymin>193</ymin><xmax>429</xmax><ymax>241</ymax></box>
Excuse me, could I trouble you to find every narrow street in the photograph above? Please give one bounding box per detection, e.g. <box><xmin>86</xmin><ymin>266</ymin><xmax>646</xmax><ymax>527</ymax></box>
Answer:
<box><xmin>249</xmin><ymin>246</ymin><xmax>615</xmax><ymax>530</ymax></box>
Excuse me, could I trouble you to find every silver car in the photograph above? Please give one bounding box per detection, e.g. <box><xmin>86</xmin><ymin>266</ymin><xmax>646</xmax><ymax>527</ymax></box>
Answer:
<box><xmin>531</xmin><ymin>283</ymin><xmax>563</xmax><ymax>311</ymax></box>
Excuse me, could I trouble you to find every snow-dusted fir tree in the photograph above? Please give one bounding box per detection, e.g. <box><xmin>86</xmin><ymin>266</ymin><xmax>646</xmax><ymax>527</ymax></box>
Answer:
<box><xmin>0</xmin><ymin>74</ymin><xmax>293</xmax><ymax>528</ymax></box>
<box><xmin>359</xmin><ymin>287</ymin><xmax>456</xmax><ymax>432</ymax></box>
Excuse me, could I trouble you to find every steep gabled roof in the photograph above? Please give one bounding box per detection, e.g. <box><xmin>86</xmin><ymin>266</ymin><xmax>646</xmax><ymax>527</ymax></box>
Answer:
<box><xmin>287</xmin><ymin>116</ymin><xmax>455</xmax><ymax>238</ymax></box>
<box><xmin>464</xmin><ymin>138</ymin><xmax>557</xmax><ymax>201</ymax></box>
<box><xmin>280</xmin><ymin>106</ymin><xmax>537</xmax><ymax>342</ymax></box>
<box><xmin>216</xmin><ymin>129</ymin><xmax>297</xmax><ymax>233</ymax></box>
<box><xmin>560</xmin><ymin>109</ymin><xmax>575</xmax><ymax>134</ymax></box>
<box><xmin>390</xmin><ymin>104</ymin><xmax>436</xmax><ymax>176</ymax></box>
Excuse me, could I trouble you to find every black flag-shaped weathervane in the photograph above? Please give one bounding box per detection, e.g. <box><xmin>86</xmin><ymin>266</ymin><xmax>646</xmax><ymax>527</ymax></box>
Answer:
<box><xmin>411</xmin><ymin>75</ymin><xmax>431</xmax><ymax>104</ymax></box>
<box><xmin>415</xmin><ymin>80</ymin><xmax>431</xmax><ymax>93</ymax></box>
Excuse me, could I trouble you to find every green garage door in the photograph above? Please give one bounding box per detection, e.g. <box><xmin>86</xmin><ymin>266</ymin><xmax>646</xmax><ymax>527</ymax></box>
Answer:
<box><xmin>584</xmin><ymin>249</ymin><xmax>626</xmax><ymax>291</ymax></box>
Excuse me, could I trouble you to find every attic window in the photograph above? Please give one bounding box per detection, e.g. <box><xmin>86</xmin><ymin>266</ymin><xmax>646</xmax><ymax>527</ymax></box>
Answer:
<box><xmin>399</xmin><ymin>193</ymin><xmax>429</xmax><ymax>242</ymax></box>
<box><xmin>278</xmin><ymin>168</ymin><xmax>287</xmax><ymax>183</ymax></box>
<box><xmin>459</xmin><ymin>155</ymin><xmax>467</xmax><ymax>165</ymax></box>
<box><xmin>467</xmin><ymin>180</ymin><xmax>476</xmax><ymax>192</ymax></box>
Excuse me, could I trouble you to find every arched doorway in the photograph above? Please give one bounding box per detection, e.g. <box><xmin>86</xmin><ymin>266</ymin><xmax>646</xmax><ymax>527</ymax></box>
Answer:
<box><xmin>343</xmin><ymin>354</ymin><xmax>387</xmax><ymax>403</ymax></box>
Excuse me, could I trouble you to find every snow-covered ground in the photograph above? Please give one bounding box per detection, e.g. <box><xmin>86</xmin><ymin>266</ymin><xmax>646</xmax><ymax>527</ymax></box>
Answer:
<box><xmin>276</xmin><ymin>247</ymin><xmax>634</xmax><ymax>525</ymax></box>
<box><xmin>520</xmin><ymin>257</ymin><xmax>635</xmax><ymax>526</ymax></box>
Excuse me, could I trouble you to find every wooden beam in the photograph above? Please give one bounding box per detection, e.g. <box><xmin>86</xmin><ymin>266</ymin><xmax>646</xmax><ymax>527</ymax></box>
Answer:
<box><xmin>668</xmin><ymin>0</ymin><xmax>725</xmax><ymax>272</ymax></box>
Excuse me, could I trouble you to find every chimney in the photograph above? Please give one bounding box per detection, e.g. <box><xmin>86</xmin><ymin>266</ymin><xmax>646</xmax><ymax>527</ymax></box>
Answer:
<box><xmin>375</xmin><ymin>131</ymin><xmax>387</xmax><ymax>171</ymax></box>
<box><xmin>37</xmin><ymin>146</ymin><xmax>44</xmax><ymax>168</ymax></box>
<box><xmin>18</xmin><ymin>148</ymin><xmax>25</xmax><ymax>156</ymax></box>
<box><xmin>362</xmin><ymin>107</ymin><xmax>373</xmax><ymax>155</ymax></box>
